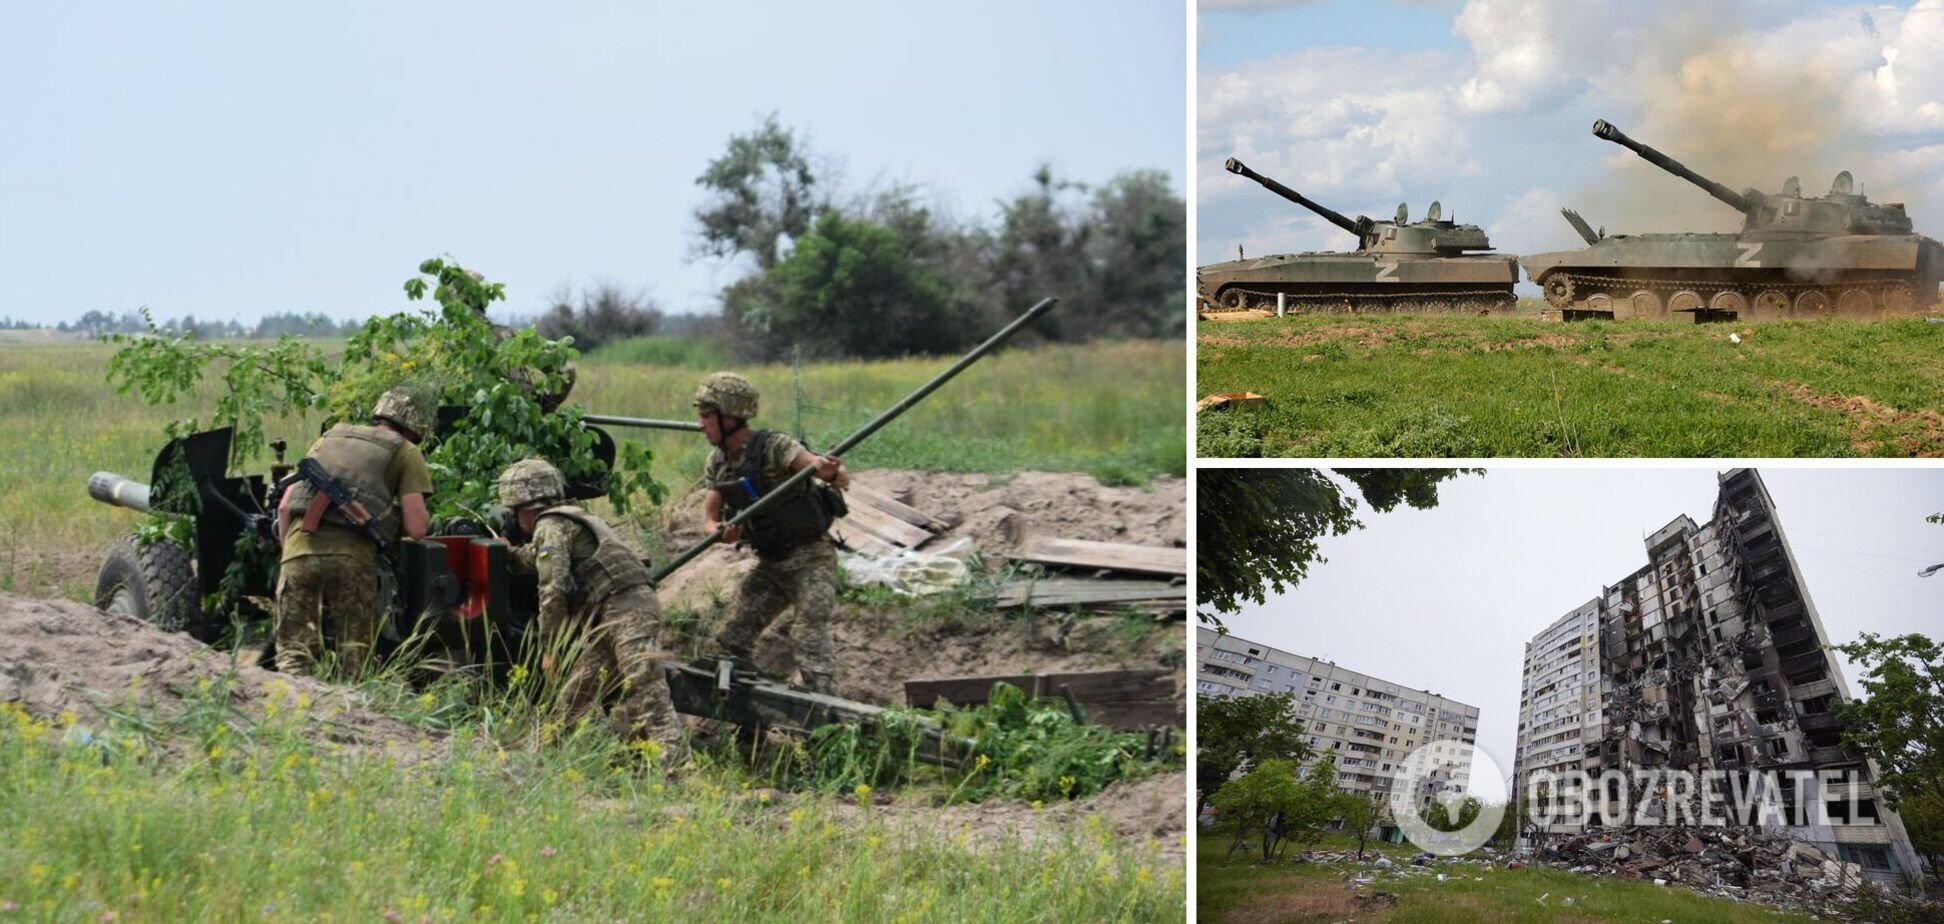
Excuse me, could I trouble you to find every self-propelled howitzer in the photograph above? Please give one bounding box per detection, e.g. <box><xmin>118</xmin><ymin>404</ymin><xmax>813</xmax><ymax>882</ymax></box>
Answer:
<box><xmin>1196</xmin><ymin>157</ymin><xmax>1520</xmax><ymax>314</ymax></box>
<box><xmin>1524</xmin><ymin>119</ymin><xmax>1944</xmax><ymax>320</ymax></box>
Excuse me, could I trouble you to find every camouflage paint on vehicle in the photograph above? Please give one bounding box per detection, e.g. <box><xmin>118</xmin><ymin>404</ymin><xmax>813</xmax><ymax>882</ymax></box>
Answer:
<box><xmin>1525</xmin><ymin>119</ymin><xmax>1944</xmax><ymax>321</ymax></box>
<box><xmin>1197</xmin><ymin>158</ymin><xmax>1520</xmax><ymax>314</ymax></box>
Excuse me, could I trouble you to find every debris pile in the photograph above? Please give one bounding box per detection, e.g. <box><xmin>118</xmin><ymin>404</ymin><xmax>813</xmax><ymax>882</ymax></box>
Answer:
<box><xmin>1535</xmin><ymin>825</ymin><xmax>1911</xmax><ymax>912</ymax></box>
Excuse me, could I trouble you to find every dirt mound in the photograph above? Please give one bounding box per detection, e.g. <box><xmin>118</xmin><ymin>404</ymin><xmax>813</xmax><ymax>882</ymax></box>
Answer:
<box><xmin>0</xmin><ymin>592</ymin><xmax>434</xmax><ymax>757</ymax></box>
<box><xmin>654</xmin><ymin>469</ymin><xmax>1186</xmax><ymax>708</ymax></box>
<box><xmin>662</xmin><ymin>469</ymin><xmax>1185</xmax><ymax>576</ymax></box>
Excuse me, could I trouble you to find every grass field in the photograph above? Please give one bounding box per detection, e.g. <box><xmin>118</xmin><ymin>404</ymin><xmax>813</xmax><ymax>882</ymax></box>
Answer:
<box><xmin>1195</xmin><ymin>312</ymin><xmax>1944</xmax><ymax>458</ymax></box>
<box><xmin>0</xmin><ymin>678</ymin><xmax>1183</xmax><ymax>922</ymax></box>
<box><xmin>1196</xmin><ymin>834</ymin><xmax>1818</xmax><ymax>923</ymax></box>
<box><xmin>0</xmin><ymin>337</ymin><xmax>1184</xmax><ymax>599</ymax></box>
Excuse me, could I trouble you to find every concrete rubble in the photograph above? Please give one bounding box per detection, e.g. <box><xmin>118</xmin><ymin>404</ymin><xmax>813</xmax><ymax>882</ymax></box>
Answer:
<box><xmin>1534</xmin><ymin>824</ymin><xmax>1927</xmax><ymax>915</ymax></box>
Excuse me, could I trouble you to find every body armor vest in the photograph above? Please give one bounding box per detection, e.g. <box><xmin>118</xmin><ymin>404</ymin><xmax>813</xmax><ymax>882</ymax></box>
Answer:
<box><xmin>284</xmin><ymin>424</ymin><xmax>406</xmax><ymax>546</ymax></box>
<box><xmin>712</xmin><ymin>429</ymin><xmax>844</xmax><ymax>557</ymax></box>
<box><xmin>535</xmin><ymin>505</ymin><xmax>652</xmax><ymax>605</ymax></box>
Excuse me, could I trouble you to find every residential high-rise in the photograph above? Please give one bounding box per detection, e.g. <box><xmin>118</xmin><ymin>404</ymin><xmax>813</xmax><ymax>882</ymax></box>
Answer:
<box><xmin>1512</xmin><ymin>468</ymin><xmax>1920</xmax><ymax>886</ymax></box>
<box><xmin>1198</xmin><ymin>627</ymin><xmax>1481</xmax><ymax>824</ymax></box>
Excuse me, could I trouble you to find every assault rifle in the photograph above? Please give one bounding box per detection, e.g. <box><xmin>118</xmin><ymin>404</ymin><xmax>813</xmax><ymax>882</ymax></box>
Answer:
<box><xmin>292</xmin><ymin>457</ymin><xmax>390</xmax><ymax>550</ymax></box>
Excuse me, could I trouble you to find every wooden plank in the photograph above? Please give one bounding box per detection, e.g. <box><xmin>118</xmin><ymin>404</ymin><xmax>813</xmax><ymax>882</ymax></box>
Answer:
<box><xmin>835</xmin><ymin>503</ymin><xmax>932</xmax><ymax>549</ymax></box>
<box><xmin>847</xmin><ymin>484</ymin><xmax>954</xmax><ymax>532</ymax></box>
<box><xmin>1014</xmin><ymin>537</ymin><xmax>1186</xmax><ymax>577</ymax></box>
<box><xmin>829</xmin><ymin>525</ymin><xmax>898</xmax><ymax>557</ymax></box>
<box><xmin>906</xmin><ymin>669</ymin><xmax>1172</xmax><ymax>707</ymax></box>
<box><xmin>993</xmin><ymin>578</ymin><xmax>1184</xmax><ymax>608</ymax></box>
<box><xmin>1088</xmin><ymin>701</ymin><xmax>1185</xmax><ymax>730</ymax></box>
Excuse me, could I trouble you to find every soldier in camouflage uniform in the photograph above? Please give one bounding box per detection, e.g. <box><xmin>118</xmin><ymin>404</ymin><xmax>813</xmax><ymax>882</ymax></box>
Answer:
<box><xmin>497</xmin><ymin>459</ymin><xmax>683</xmax><ymax>754</ymax></box>
<box><xmin>695</xmin><ymin>372</ymin><xmax>850</xmax><ymax>694</ymax></box>
<box><xmin>274</xmin><ymin>387</ymin><xmax>436</xmax><ymax>678</ymax></box>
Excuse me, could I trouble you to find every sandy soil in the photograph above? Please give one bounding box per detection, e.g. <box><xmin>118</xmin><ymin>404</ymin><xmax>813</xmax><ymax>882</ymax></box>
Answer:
<box><xmin>0</xmin><ymin>592</ymin><xmax>438</xmax><ymax>758</ymax></box>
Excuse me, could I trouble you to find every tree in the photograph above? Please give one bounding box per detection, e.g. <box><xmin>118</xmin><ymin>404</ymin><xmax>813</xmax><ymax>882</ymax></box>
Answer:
<box><xmin>1081</xmin><ymin>169</ymin><xmax>1185</xmax><ymax>340</ymax></box>
<box><xmin>1197</xmin><ymin>468</ymin><xmax>1474</xmax><ymax>623</ymax></box>
<box><xmin>535</xmin><ymin>283</ymin><xmax>661</xmax><ymax>351</ymax></box>
<box><xmin>1423</xmin><ymin>794</ymin><xmax>1483</xmax><ymax>833</ymax></box>
<box><xmin>692</xmin><ymin>114</ymin><xmax>822</xmax><ymax>272</ymax></box>
<box><xmin>1835</xmin><ymin>633</ymin><xmax>1944</xmax><ymax>812</ymax></box>
<box><xmin>1338</xmin><ymin>791</ymin><xmax>1386</xmax><ymax>860</ymax></box>
<box><xmin>1196</xmin><ymin>691</ymin><xmax>1310</xmax><ymax>816</ymax></box>
<box><xmin>752</xmin><ymin>209</ymin><xmax>972</xmax><ymax>360</ymax></box>
<box><xmin>1213</xmin><ymin>756</ymin><xmax>1344</xmax><ymax>862</ymax></box>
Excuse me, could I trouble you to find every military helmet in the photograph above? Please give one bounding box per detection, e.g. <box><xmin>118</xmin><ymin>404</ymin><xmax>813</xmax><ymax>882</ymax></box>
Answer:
<box><xmin>498</xmin><ymin>458</ymin><xmax>567</xmax><ymax>509</ymax></box>
<box><xmin>693</xmin><ymin>372</ymin><xmax>758</xmax><ymax>419</ymax></box>
<box><xmin>371</xmin><ymin>386</ymin><xmax>437</xmax><ymax>438</ymax></box>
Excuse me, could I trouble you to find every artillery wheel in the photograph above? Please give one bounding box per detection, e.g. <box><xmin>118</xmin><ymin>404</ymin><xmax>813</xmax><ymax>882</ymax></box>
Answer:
<box><xmin>1835</xmin><ymin>288</ymin><xmax>1877</xmax><ymax>318</ymax></box>
<box><xmin>1709</xmin><ymin>291</ymin><xmax>1749</xmax><ymax>318</ymax></box>
<box><xmin>1668</xmin><ymin>290</ymin><xmax>1705</xmax><ymax>315</ymax></box>
<box><xmin>1542</xmin><ymin>274</ymin><xmax>1574</xmax><ymax>308</ymax></box>
<box><xmin>1218</xmin><ymin>288</ymin><xmax>1247</xmax><ymax>310</ymax></box>
<box><xmin>1625</xmin><ymin>290</ymin><xmax>1667</xmax><ymax>320</ymax></box>
<box><xmin>1751</xmin><ymin>291</ymin><xmax>1790</xmax><ymax>322</ymax></box>
<box><xmin>1795</xmin><ymin>290</ymin><xmax>1832</xmax><ymax>319</ymax></box>
<box><xmin>94</xmin><ymin>535</ymin><xmax>221</xmax><ymax>641</ymax></box>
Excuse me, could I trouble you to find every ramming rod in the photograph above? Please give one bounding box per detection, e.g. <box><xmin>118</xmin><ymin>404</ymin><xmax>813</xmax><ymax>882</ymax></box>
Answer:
<box><xmin>647</xmin><ymin>296</ymin><xmax>1058</xmax><ymax>585</ymax></box>
<box><xmin>581</xmin><ymin>414</ymin><xmax>703</xmax><ymax>432</ymax></box>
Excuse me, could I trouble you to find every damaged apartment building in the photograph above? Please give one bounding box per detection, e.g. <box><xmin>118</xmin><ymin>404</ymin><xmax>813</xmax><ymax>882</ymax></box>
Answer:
<box><xmin>1198</xmin><ymin>628</ymin><xmax>1481</xmax><ymax>840</ymax></box>
<box><xmin>1513</xmin><ymin>468</ymin><xmax>1920</xmax><ymax>886</ymax></box>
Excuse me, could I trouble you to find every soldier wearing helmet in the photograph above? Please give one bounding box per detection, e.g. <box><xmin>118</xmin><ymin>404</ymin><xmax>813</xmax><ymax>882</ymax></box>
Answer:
<box><xmin>497</xmin><ymin>458</ymin><xmax>683</xmax><ymax>755</ymax></box>
<box><xmin>272</xmin><ymin>386</ymin><xmax>437</xmax><ymax>677</ymax></box>
<box><xmin>694</xmin><ymin>372</ymin><xmax>850</xmax><ymax>694</ymax></box>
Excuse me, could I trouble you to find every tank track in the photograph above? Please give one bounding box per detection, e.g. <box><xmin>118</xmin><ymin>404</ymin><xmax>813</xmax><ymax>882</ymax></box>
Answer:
<box><xmin>1540</xmin><ymin>271</ymin><xmax>1919</xmax><ymax>321</ymax></box>
<box><xmin>1215</xmin><ymin>286</ymin><xmax>1517</xmax><ymax>315</ymax></box>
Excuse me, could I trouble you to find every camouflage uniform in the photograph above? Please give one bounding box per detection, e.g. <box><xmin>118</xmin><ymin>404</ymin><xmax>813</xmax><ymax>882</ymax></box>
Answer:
<box><xmin>500</xmin><ymin>461</ymin><xmax>681</xmax><ymax>753</ymax></box>
<box><xmin>696</xmin><ymin>373</ymin><xmax>842</xmax><ymax>694</ymax></box>
<box><xmin>276</xmin><ymin>388</ymin><xmax>435</xmax><ymax>677</ymax></box>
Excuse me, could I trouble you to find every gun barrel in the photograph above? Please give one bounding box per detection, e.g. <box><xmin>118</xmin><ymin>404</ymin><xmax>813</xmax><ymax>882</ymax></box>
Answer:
<box><xmin>1225</xmin><ymin>157</ymin><xmax>1364</xmax><ymax>237</ymax></box>
<box><xmin>88</xmin><ymin>472</ymin><xmax>152</xmax><ymax>513</ymax></box>
<box><xmin>1591</xmin><ymin>119</ymin><xmax>1749</xmax><ymax>213</ymax></box>
<box><xmin>581</xmin><ymin>414</ymin><xmax>703</xmax><ymax>433</ymax></box>
<box><xmin>649</xmin><ymin>296</ymin><xmax>1059</xmax><ymax>585</ymax></box>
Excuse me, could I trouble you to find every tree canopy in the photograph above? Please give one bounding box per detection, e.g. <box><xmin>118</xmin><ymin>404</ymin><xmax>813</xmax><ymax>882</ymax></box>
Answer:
<box><xmin>1196</xmin><ymin>691</ymin><xmax>1311</xmax><ymax>815</ymax></box>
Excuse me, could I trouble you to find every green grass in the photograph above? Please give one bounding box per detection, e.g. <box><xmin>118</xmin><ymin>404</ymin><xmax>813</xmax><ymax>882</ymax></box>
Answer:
<box><xmin>1196</xmin><ymin>314</ymin><xmax>1944</xmax><ymax>457</ymax></box>
<box><xmin>0</xmin><ymin>682</ymin><xmax>1183</xmax><ymax>921</ymax></box>
<box><xmin>0</xmin><ymin>338</ymin><xmax>1183</xmax><ymax>598</ymax></box>
<box><xmin>1195</xmin><ymin>836</ymin><xmax>1819</xmax><ymax>923</ymax></box>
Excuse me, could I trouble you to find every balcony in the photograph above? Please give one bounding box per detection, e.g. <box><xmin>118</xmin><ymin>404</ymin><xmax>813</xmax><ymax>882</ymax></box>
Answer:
<box><xmin>1824</xmin><ymin>779</ymin><xmax>1876</xmax><ymax>802</ymax></box>
<box><xmin>1809</xmin><ymin>745</ymin><xmax>1853</xmax><ymax>765</ymax></box>
<box><xmin>1781</xmin><ymin>651</ymin><xmax>1828</xmax><ymax>676</ymax></box>
<box><xmin>1790</xmin><ymin>679</ymin><xmax>1837</xmax><ymax>701</ymax></box>
<box><xmin>1747</xmin><ymin>555</ymin><xmax>1790</xmax><ymax>583</ymax></box>
<box><xmin>1771</xmin><ymin>624</ymin><xmax>1817</xmax><ymax>648</ymax></box>
<box><xmin>1758</xmin><ymin>599</ymin><xmax>1806</xmax><ymax>623</ymax></box>
<box><xmin>1798</xmin><ymin>711</ymin><xmax>1843</xmax><ymax>734</ymax></box>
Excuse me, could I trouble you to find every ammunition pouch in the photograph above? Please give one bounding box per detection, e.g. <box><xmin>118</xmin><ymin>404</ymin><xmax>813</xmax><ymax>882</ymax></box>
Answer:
<box><xmin>717</xmin><ymin>430</ymin><xmax>843</xmax><ymax>557</ymax></box>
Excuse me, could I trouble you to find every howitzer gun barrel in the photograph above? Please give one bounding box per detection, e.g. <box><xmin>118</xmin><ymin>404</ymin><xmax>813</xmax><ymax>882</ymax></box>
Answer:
<box><xmin>88</xmin><ymin>472</ymin><xmax>152</xmax><ymax>513</ymax></box>
<box><xmin>581</xmin><ymin>414</ymin><xmax>703</xmax><ymax>433</ymax></box>
<box><xmin>648</xmin><ymin>296</ymin><xmax>1059</xmax><ymax>585</ymax></box>
<box><xmin>1591</xmin><ymin>119</ymin><xmax>1750</xmax><ymax>213</ymax></box>
<box><xmin>1225</xmin><ymin>157</ymin><xmax>1364</xmax><ymax>237</ymax></box>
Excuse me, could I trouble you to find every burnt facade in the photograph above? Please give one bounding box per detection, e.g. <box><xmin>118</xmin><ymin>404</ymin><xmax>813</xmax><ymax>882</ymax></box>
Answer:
<box><xmin>1514</xmin><ymin>469</ymin><xmax>1920</xmax><ymax>887</ymax></box>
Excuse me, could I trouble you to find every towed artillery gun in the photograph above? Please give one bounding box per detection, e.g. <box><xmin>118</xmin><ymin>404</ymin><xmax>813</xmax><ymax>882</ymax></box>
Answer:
<box><xmin>86</xmin><ymin>299</ymin><xmax>1058</xmax><ymax>763</ymax></box>
<box><xmin>1525</xmin><ymin>119</ymin><xmax>1944</xmax><ymax>321</ymax></box>
<box><xmin>1197</xmin><ymin>157</ymin><xmax>1519</xmax><ymax>314</ymax></box>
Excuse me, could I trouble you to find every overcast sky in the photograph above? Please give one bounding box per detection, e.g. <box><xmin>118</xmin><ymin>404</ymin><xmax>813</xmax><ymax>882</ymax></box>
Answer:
<box><xmin>0</xmin><ymin>2</ymin><xmax>1184</xmax><ymax>325</ymax></box>
<box><xmin>1197</xmin><ymin>0</ymin><xmax>1944</xmax><ymax>292</ymax></box>
<box><xmin>1217</xmin><ymin>467</ymin><xmax>1944</xmax><ymax>798</ymax></box>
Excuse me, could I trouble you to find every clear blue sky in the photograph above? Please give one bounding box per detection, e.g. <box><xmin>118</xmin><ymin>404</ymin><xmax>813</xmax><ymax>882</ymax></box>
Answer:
<box><xmin>0</xmin><ymin>2</ymin><xmax>1185</xmax><ymax>325</ymax></box>
<box><xmin>1220</xmin><ymin>467</ymin><xmax>1944</xmax><ymax>798</ymax></box>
